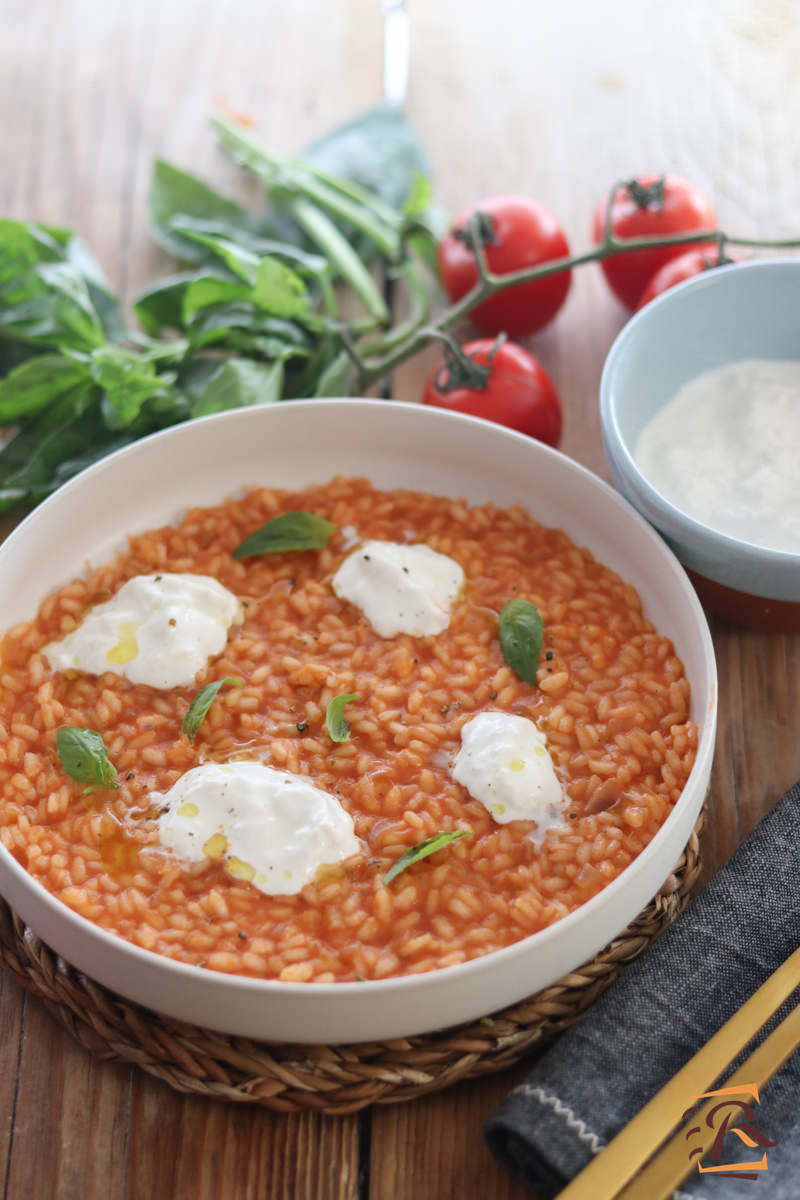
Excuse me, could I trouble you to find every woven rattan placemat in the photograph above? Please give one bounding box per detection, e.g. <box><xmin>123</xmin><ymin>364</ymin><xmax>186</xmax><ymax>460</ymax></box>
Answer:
<box><xmin>0</xmin><ymin>811</ymin><xmax>704</xmax><ymax>1115</ymax></box>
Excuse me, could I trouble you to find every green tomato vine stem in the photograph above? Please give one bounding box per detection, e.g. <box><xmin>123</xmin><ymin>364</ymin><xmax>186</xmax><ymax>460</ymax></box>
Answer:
<box><xmin>349</xmin><ymin>178</ymin><xmax>800</xmax><ymax>390</ymax></box>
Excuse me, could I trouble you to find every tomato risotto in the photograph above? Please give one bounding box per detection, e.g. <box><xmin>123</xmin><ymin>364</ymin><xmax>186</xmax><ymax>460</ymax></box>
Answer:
<box><xmin>0</xmin><ymin>478</ymin><xmax>697</xmax><ymax>982</ymax></box>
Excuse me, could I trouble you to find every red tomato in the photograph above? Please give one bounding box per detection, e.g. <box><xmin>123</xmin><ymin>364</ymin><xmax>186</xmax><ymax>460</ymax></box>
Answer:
<box><xmin>422</xmin><ymin>339</ymin><xmax>562</xmax><ymax>447</ymax></box>
<box><xmin>592</xmin><ymin>175</ymin><xmax>716</xmax><ymax>309</ymax></box>
<box><xmin>636</xmin><ymin>246</ymin><xmax>737</xmax><ymax>309</ymax></box>
<box><xmin>437</xmin><ymin>196</ymin><xmax>571</xmax><ymax>337</ymax></box>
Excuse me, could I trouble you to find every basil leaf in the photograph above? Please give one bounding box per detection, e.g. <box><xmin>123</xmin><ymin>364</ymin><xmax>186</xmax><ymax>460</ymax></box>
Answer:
<box><xmin>182</xmin><ymin>275</ymin><xmax>252</xmax><ymax>322</ymax></box>
<box><xmin>58</xmin><ymin>230</ymin><xmax>126</xmax><ymax>342</ymax></box>
<box><xmin>190</xmin><ymin>358</ymin><xmax>283</xmax><ymax>419</ymax></box>
<box><xmin>325</xmin><ymin>693</ymin><xmax>360</xmax><ymax>743</ymax></box>
<box><xmin>498</xmin><ymin>598</ymin><xmax>544</xmax><ymax>687</ymax></box>
<box><xmin>313</xmin><ymin>348</ymin><xmax>354</xmax><ymax>398</ymax></box>
<box><xmin>184</xmin><ymin>302</ymin><xmax>313</xmax><ymax>356</ymax></box>
<box><xmin>169</xmin><ymin>218</ymin><xmax>260</xmax><ymax>282</ymax></box>
<box><xmin>0</xmin><ymin>385</ymin><xmax>103</xmax><ymax>497</ymax></box>
<box><xmin>384</xmin><ymin>830</ymin><xmax>472</xmax><ymax>885</ymax></box>
<box><xmin>0</xmin><ymin>340</ymin><xmax>42</xmax><ymax>377</ymax></box>
<box><xmin>148</xmin><ymin>161</ymin><xmax>267</xmax><ymax>261</ymax></box>
<box><xmin>134</xmin><ymin>270</ymin><xmax>230</xmax><ymax>335</ymax></box>
<box><xmin>234</xmin><ymin>511</ymin><xmax>337</xmax><ymax>559</ymax></box>
<box><xmin>252</xmin><ymin>257</ymin><xmax>310</xmax><ymax>318</ymax></box>
<box><xmin>303</xmin><ymin>104</ymin><xmax>431</xmax><ymax>219</ymax></box>
<box><xmin>89</xmin><ymin>345</ymin><xmax>176</xmax><ymax>428</ymax></box>
<box><xmin>0</xmin><ymin>354</ymin><xmax>90</xmax><ymax>422</ymax></box>
<box><xmin>0</xmin><ymin>220</ymin><xmax>107</xmax><ymax>352</ymax></box>
<box><xmin>56</xmin><ymin>726</ymin><xmax>119</xmax><ymax>792</ymax></box>
<box><xmin>403</xmin><ymin>172</ymin><xmax>433</xmax><ymax>218</ymax></box>
<box><xmin>183</xmin><ymin>678</ymin><xmax>243</xmax><ymax>742</ymax></box>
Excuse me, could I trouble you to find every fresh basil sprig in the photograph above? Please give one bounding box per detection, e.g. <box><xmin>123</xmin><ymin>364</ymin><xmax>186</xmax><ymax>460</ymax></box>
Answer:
<box><xmin>384</xmin><ymin>829</ymin><xmax>472</xmax><ymax>885</ymax></box>
<box><xmin>56</xmin><ymin>726</ymin><xmax>119</xmax><ymax>793</ymax></box>
<box><xmin>325</xmin><ymin>693</ymin><xmax>361</xmax><ymax>743</ymax></box>
<box><xmin>183</xmin><ymin>678</ymin><xmax>243</xmax><ymax>741</ymax></box>
<box><xmin>498</xmin><ymin>598</ymin><xmax>543</xmax><ymax>688</ymax></box>
<box><xmin>233</xmin><ymin>511</ymin><xmax>337</xmax><ymax>559</ymax></box>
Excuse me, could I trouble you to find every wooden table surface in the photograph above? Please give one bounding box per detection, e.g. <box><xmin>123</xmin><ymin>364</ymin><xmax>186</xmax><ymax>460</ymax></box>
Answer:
<box><xmin>2</xmin><ymin>1</ymin><xmax>799</xmax><ymax>1196</ymax></box>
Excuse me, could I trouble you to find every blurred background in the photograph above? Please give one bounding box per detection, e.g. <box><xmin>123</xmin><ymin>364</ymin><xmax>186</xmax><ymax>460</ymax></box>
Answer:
<box><xmin>3</xmin><ymin>0</ymin><xmax>799</xmax><ymax>470</ymax></box>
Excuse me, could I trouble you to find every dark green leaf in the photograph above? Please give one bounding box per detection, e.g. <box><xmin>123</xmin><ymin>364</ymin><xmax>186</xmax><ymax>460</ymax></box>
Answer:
<box><xmin>0</xmin><ymin>218</ymin><xmax>56</xmax><ymax>303</ymax></box>
<box><xmin>168</xmin><ymin>218</ymin><xmax>260</xmax><ymax>281</ymax></box>
<box><xmin>0</xmin><ymin>487</ymin><xmax>28</xmax><ymax>514</ymax></box>
<box><xmin>38</xmin><ymin>430</ymin><xmax>139</xmax><ymax>495</ymax></box>
<box><xmin>233</xmin><ymin>510</ymin><xmax>337</xmax><ymax>559</ymax></box>
<box><xmin>131</xmin><ymin>336</ymin><xmax>190</xmax><ymax>366</ymax></box>
<box><xmin>313</xmin><ymin>348</ymin><xmax>354</xmax><ymax>397</ymax></box>
<box><xmin>0</xmin><ymin>354</ymin><xmax>89</xmax><ymax>422</ymax></box>
<box><xmin>325</xmin><ymin>693</ymin><xmax>360</xmax><ymax>743</ymax></box>
<box><xmin>252</xmin><ymin>257</ymin><xmax>310</xmax><ymax>318</ymax></box>
<box><xmin>182</xmin><ymin>678</ymin><xmax>243</xmax><ymax>741</ymax></box>
<box><xmin>0</xmin><ymin>339</ymin><xmax>43</xmax><ymax>376</ymax></box>
<box><xmin>384</xmin><ymin>830</ymin><xmax>472</xmax><ymax>885</ymax></box>
<box><xmin>60</xmin><ymin>233</ymin><xmax>126</xmax><ymax>341</ymax></box>
<box><xmin>0</xmin><ymin>222</ymin><xmax>123</xmax><ymax>347</ymax></box>
<box><xmin>56</xmin><ymin>726</ymin><xmax>119</xmax><ymax>792</ymax></box>
<box><xmin>0</xmin><ymin>383</ymin><xmax>100</xmax><ymax>495</ymax></box>
<box><xmin>175</xmin><ymin>355</ymin><xmax>229</xmax><ymax>402</ymax></box>
<box><xmin>185</xmin><ymin>303</ymin><xmax>313</xmax><ymax>357</ymax></box>
<box><xmin>133</xmin><ymin>271</ymin><xmax>228</xmax><ymax>335</ymax></box>
<box><xmin>302</xmin><ymin>104</ymin><xmax>431</xmax><ymax>217</ymax></box>
<box><xmin>498</xmin><ymin>598</ymin><xmax>544</xmax><ymax>687</ymax></box>
<box><xmin>0</xmin><ymin>385</ymin><xmax>150</xmax><ymax>508</ymax></box>
<box><xmin>182</xmin><ymin>276</ymin><xmax>252</xmax><ymax>321</ymax></box>
<box><xmin>89</xmin><ymin>345</ymin><xmax>175</xmax><ymax>428</ymax></box>
<box><xmin>148</xmin><ymin>161</ymin><xmax>266</xmax><ymax>260</ymax></box>
<box><xmin>161</xmin><ymin>215</ymin><xmax>327</xmax><ymax>275</ymax></box>
<box><xmin>0</xmin><ymin>257</ymin><xmax>106</xmax><ymax>353</ymax></box>
<box><xmin>191</xmin><ymin>358</ymin><xmax>283</xmax><ymax>418</ymax></box>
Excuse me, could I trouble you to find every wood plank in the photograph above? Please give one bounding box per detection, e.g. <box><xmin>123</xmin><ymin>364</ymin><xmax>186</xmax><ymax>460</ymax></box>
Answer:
<box><xmin>370</xmin><ymin>1065</ymin><xmax>535</xmax><ymax>1200</ymax></box>
<box><xmin>126</xmin><ymin>1075</ymin><xmax>360</xmax><ymax>1200</ymax></box>
<box><xmin>0</xmin><ymin>978</ymin><xmax>25</xmax><ymax>1188</ymax></box>
<box><xmin>3</xmin><ymin>997</ymin><xmax>131</xmax><ymax>1200</ymax></box>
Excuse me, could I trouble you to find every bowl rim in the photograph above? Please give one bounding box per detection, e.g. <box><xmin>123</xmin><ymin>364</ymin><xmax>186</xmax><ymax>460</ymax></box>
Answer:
<box><xmin>600</xmin><ymin>256</ymin><xmax>800</xmax><ymax>567</ymax></box>
<box><xmin>0</xmin><ymin>399</ymin><xmax>718</xmax><ymax>1021</ymax></box>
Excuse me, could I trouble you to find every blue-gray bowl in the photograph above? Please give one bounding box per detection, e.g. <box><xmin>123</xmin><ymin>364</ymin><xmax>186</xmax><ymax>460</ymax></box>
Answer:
<box><xmin>600</xmin><ymin>258</ymin><xmax>800</xmax><ymax>629</ymax></box>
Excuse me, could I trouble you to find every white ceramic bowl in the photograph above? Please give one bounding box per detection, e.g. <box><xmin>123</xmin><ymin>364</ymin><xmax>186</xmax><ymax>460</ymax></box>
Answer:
<box><xmin>600</xmin><ymin>259</ymin><xmax>800</xmax><ymax>630</ymax></box>
<box><xmin>0</xmin><ymin>400</ymin><xmax>717</xmax><ymax>1043</ymax></box>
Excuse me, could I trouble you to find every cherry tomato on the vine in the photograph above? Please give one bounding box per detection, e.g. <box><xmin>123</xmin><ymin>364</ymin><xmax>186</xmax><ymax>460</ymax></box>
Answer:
<box><xmin>422</xmin><ymin>339</ymin><xmax>562</xmax><ymax>447</ymax></box>
<box><xmin>592</xmin><ymin>175</ymin><xmax>716</xmax><ymax>309</ymax></box>
<box><xmin>636</xmin><ymin>246</ymin><xmax>737</xmax><ymax>310</ymax></box>
<box><xmin>437</xmin><ymin>196</ymin><xmax>571</xmax><ymax>337</ymax></box>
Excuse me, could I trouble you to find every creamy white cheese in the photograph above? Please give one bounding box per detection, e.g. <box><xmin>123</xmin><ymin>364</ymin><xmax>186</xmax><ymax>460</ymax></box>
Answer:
<box><xmin>634</xmin><ymin>359</ymin><xmax>800</xmax><ymax>553</ymax></box>
<box><xmin>44</xmin><ymin>573</ymin><xmax>241</xmax><ymax>689</ymax></box>
<box><xmin>331</xmin><ymin>540</ymin><xmax>464</xmax><ymax>637</ymax></box>
<box><xmin>156</xmin><ymin>761</ymin><xmax>360</xmax><ymax>895</ymax></box>
<box><xmin>338</xmin><ymin>524</ymin><xmax>362</xmax><ymax>549</ymax></box>
<box><xmin>452</xmin><ymin>711</ymin><xmax>565</xmax><ymax>842</ymax></box>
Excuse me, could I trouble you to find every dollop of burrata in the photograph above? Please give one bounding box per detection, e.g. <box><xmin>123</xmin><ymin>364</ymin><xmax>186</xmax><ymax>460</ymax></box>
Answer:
<box><xmin>634</xmin><ymin>359</ymin><xmax>800</xmax><ymax>553</ymax></box>
<box><xmin>156</xmin><ymin>762</ymin><xmax>360</xmax><ymax>895</ymax></box>
<box><xmin>452</xmin><ymin>711</ymin><xmax>565</xmax><ymax>841</ymax></box>
<box><xmin>331</xmin><ymin>540</ymin><xmax>464</xmax><ymax>637</ymax></box>
<box><xmin>44</xmin><ymin>573</ymin><xmax>241</xmax><ymax>689</ymax></box>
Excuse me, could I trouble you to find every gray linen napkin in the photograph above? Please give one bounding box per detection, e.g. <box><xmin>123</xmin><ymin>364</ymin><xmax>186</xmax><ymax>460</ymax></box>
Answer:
<box><xmin>485</xmin><ymin>781</ymin><xmax>800</xmax><ymax>1199</ymax></box>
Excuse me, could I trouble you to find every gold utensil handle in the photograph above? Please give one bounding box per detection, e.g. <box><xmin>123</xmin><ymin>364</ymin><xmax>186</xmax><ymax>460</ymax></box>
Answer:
<box><xmin>620</xmin><ymin>999</ymin><xmax>800</xmax><ymax>1199</ymax></box>
<box><xmin>558</xmin><ymin>944</ymin><xmax>800</xmax><ymax>1200</ymax></box>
